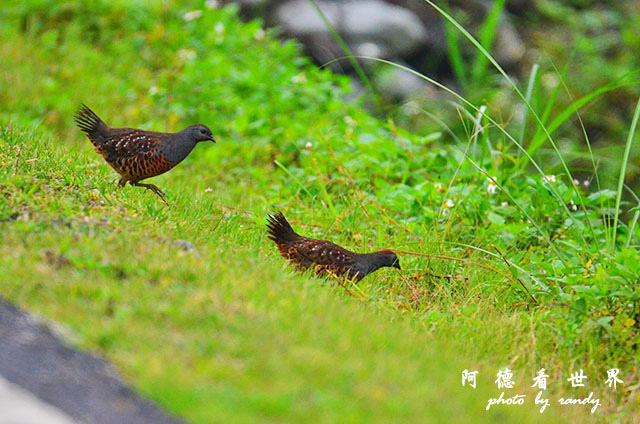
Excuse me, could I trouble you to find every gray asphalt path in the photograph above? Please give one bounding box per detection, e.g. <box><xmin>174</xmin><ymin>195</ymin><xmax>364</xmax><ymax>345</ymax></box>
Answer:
<box><xmin>0</xmin><ymin>297</ymin><xmax>184</xmax><ymax>424</ymax></box>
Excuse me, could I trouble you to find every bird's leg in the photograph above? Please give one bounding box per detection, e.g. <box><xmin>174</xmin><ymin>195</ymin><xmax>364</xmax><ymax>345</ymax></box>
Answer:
<box><xmin>334</xmin><ymin>274</ymin><xmax>359</xmax><ymax>297</ymax></box>
<box><xmin>131</xmin><ymin>182</ymin><xmax>169</xmax><ymax>206</ymax></box>
<box><xmin>117</xmin><ymin>177</ymin><xmax>128</xmax><ymax>188</ymax></box>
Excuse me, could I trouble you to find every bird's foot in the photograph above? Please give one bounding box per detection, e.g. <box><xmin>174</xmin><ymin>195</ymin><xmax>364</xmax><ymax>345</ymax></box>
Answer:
<box><xmin>132</xmin><ymin>182</ymin><xmax>169</xmax><ymax>206</ymax></box>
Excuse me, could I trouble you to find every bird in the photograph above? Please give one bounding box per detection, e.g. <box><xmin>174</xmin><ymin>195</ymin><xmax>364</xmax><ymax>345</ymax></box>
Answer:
<box><xmin>74</xmin><ymin>104</ymin><xmax>215</xmax><ymax>204</ymax></box>
<box><xmin>266</xmin><ymin>212</ymin><xmax>400</xmax><ymax>282</ymax></box>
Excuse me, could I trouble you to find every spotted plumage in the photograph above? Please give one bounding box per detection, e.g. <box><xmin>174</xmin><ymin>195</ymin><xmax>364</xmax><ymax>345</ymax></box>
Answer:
<box><xmin>266</xmin><ymin>212</ymin><xmax>401</xmax><ymax>282</ymax></box>
<box><xmin>74</xmin><ymin>104</ymin><xmax>215</xmax><ymax>203</ymax></box>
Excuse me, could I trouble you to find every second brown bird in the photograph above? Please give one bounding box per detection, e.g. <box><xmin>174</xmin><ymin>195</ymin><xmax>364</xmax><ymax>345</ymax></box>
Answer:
<box><xmin>267</xmin><ymin>212</ymin><xmax>400</xmax><ymax>282</ymax></box>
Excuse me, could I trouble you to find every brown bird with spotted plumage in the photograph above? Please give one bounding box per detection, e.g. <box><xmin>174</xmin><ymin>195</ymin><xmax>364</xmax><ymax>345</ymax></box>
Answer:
<box><xmin>266</xmin><ymin>212</ymin><xmax>401</xmax><ymax>282</ymax></box>
<box><xmin>75</xmin><ymin>104</ymin><xmax>215</xmax><ymax>203</ymax></box>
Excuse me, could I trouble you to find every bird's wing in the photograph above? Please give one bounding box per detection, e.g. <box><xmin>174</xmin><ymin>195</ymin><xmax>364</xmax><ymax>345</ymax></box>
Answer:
<box><xmin>291</xmin><ymin>238</ymin><xmax>357</xmax><ymax>268</ymax></box>
<box><xmin>99</xmin><ymin>129</ymin><xmax>166</xmax><ymax>158</ymax></box>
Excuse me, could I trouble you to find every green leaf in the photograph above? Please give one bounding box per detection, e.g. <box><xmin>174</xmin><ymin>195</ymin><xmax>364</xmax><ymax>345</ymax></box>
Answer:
<box><xmin>487</xmin><ymin>211</ymin><xmax>505</xmax><ymax>226</ymax></box>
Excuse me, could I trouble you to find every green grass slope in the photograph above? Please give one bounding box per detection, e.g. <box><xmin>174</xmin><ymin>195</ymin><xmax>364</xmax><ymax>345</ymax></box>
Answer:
<box><xmin>0</xmin><ymin>125</ymin><xmax>575</xmax><ymax>423</ymax></box>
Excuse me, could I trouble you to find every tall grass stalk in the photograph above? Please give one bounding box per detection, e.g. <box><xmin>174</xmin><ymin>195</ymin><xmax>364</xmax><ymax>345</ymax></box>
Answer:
<box><xmin>627</xmin><ymin>204</ymin><xmax>640</xmax><ymax>249</ymax></box>
<box><xmin>624</xmin><ymin>186</ymin><xmax>640</xmax><ymax>248</ymax></box>
<box><xmin>520</xmin><ymin>63</ymin><xmax>539</xmax><ymax>145</ymax></box>
<box><xmin>470</xmin><ymin>0</ymin><xmax>506</xmax><ymax>86</ymax></box>
<box><xmin>442</xmin><ymin>2</ymin><xmax>468</xmax><ymax>90</ymax></box>
<box><xmin>550</xmin><ymin>60</ymin><xmax>605</xmax><ymax>251</ymax></box>
<box><xmin>612</xmin><ymin>96</ymin><xmax>640</xmax><ymax>249</ymax></box>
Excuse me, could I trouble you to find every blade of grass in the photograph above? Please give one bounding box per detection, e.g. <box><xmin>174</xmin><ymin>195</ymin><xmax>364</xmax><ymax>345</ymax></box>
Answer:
<box><xmin>549</xmin><ymin>59</ymin><xmax>604</xmax><ymax>251</ymax></box>
<box><xmin>519</xmin><ymin>63</ymin><xmax>539</xmax><ymax>145</ymax></box>
<box><xmin>526</xmin><ymin>74</ymin><xmax>640</xmax><ymax>163</ymax></box>
<box><xmin>626</xmin><ymin>205</ymin><xmax>640</xmax><ymax>249</ymax></box>
<box><xmin>471</xmin><ymin>0</ymin><xmax>506</xmax><ymax>86</ymax></box>
<box><xmin>412</xmin><ymin>239</ymin><xmax>549</xmax><ymax>292</ymax></box>
<box><xmin>612</xmin><ymin>96</ymin><xmax>640</xmax><ymax>249</ymax></box>
<box><xmin>274</xmin><ymin>159</ymin><xmax>313</xmax><ymax>199</ymax></box>
<box><xmin>399</xmin><ymin>102</ymin><xmax>464</xmax><ymax>145</ymax></box>
<box><xmin>442</xmin><ymin>2</ymin><xmax>468</xmax><ymax>91</ymax></box>
<box><xmin>524</xmin><ymin>53</ymin><xmax>574</xmax><ymax>160</ymax></box>
<box><xmin>471</xmin><ymin>105</ymin><xmax>489</xmax><ymax>166</ymax></box>
<box><xmin>624</xmin><ymin>185</ymin><xmax>640</xmax><ymax>249</ymax></box>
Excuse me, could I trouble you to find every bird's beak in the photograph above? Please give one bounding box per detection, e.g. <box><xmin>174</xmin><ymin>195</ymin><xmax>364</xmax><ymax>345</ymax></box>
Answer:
<box><xmin>393</xmin><ymin>261</ymin><xmax>401</xmax><ymax>270</ymax></box>
<box><xmin>208</xmin><ymin>135</ymin><xmax>216</xmax><ymax>143</ymax></box>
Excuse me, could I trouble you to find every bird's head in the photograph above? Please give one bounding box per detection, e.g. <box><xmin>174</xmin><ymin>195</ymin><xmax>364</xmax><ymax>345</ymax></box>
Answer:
<box><xmin>376</xmin><ymin>250</ymin><xmax>401</xmax><ymax>270</ymax></box>
<box><xmin>186</xmin><ymin>124</ymin><xmax>216</xmax><ymax>143</ymax></box>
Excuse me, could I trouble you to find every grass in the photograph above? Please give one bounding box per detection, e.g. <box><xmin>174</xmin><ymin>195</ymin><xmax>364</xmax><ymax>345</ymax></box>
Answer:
<box><xmin>0</xmin><ymin>0</ymin><xmax>639</xmax><ymax>422</ymax></box>
<box><xmin>1</xmin><ymin>124</ymin><xmax>581</xmax><ymax>423</ymax></box>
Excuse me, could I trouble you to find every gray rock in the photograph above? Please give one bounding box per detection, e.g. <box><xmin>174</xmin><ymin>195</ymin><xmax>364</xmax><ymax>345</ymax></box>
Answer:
<box><xmin>389</xmin><ymin>0</ymin><xmax>525</xmax><ymax>67</ymax></box>
<box><xmin>385</xmin><ymin>0</ymin><xmax>448</xmax><ymax>52</ymax></box>
<box><xmin>173</xmin><ymin>239</ymin><xmax>196</xmax><ymax>252</ymax></box>
<box><xmin>492</xmin><ymin>18</ymin><xmax>525</xmax><ymax>67</ymax></box>
<box><xmin>273</xmin><ymin>0</ymin><xmax>428</xmax><ymax>63</ymax></box>
<box><xmin>227</xmin><ymin>0</ymin><xmax>528</xmax><ymax>92</ymax></box>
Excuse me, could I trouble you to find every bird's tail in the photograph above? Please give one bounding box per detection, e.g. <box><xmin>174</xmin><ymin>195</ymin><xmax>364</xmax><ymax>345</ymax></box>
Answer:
<box><xmin>74</xmin><ymin>104</ymin><xmax>110</xmax><ymax>144</ymax></box>
<box><xmin>266</xmin><ymin>212</ymin><xmax>300</xmax><ymax>244</ymax></box>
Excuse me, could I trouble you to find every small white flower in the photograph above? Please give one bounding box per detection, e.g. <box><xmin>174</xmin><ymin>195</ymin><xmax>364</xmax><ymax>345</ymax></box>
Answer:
<box><xmin>501</xmin><ymin>201</ymin><xmax>509</xmax><ymax>207</ymax></box>
<box><xmin>487</xmin><ymin>177</ymin><xmax>498</xmax><ymax>194</ymax></box>
<box><xmin>441</xmin><ymin>199</ymin><xmax>454</xmax><ymax>216</ymax></box>
<box><xmin>570</xmin><ymin>200</ymin><xmax>578</xmax><ymax>211</ymax></box>
<box><xmin>254</xmin><ymin>28</ymin><xmax>266</xmax><ymax>41</ymax></box>
<box><xmin>543</xmin><ymin>175</ymin><xmax>556</xmax><ymax>184</ymax></box>
<box><xmin>573</xmin><ymin>178</ymin><xmax>579</xmax><ymax>185</ymax></box>
<box><xmin>215</xmin><ymin>22</ymin><xmax>225</xmax><ymax>36</ymax></box>
<box><xmin>344</xmin><ymin>115</ymin><xmax>356</xmax><ymax>126</ymax></box>
<box><xmin>583</xmin><ymin>180</ymin><xmax>590</xmax><ymax>188</ymax></box>
<box><xmin>205</xmin><ymin>187</ymin><xmax>213</xmax><ymax>193</ymax></box>
<box><xmin>434</xmin><ymin>183</ymin><xmax>442</xmax><ymax>191</ymax></box>
<box><xmin>148</xmin><ymin>85</ymin><xmax>159</xmax><ymax>95</ymax></box>
<box><xmin>205</xmin><ymin>0</ymin><xmax>220</xmax><ymax>9</ymax></box>
<box><xmin>292</xmin><ymin>73</ymin><xmax>306</xmax><ymax>83</ymax></box>
<box><xmin>178</xmin><ymin>48</ymin><xmax>197</xmax><ymax>61</ymax></box>
<box><xmin>183</xmin><ymin>10</ymin><xmax>202</xmax><ymax>22</ymax></box>
<box><xmin>304</xmin><ymin>141</ymin><xmax>312</xmax><ymax>149</ymax></box>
